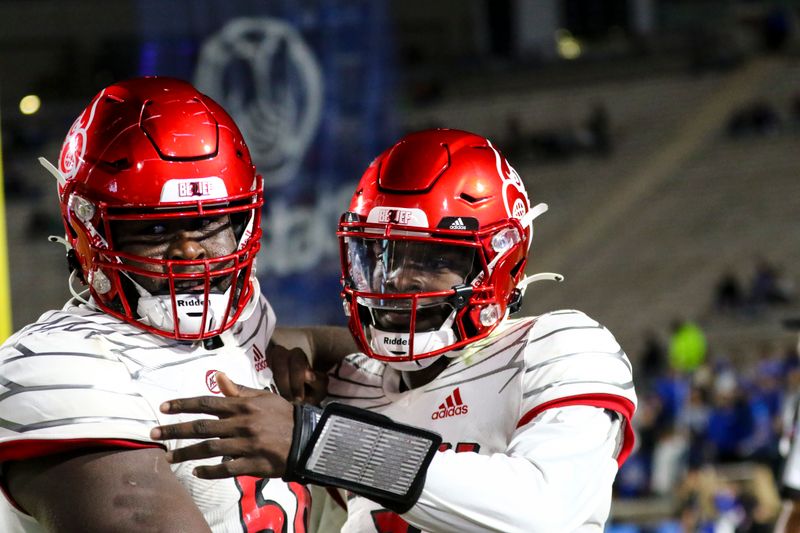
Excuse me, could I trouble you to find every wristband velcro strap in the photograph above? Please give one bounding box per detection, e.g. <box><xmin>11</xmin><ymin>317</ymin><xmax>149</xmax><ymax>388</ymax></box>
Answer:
<box><xmin>285</xmin><ymin>402</ymin><xmax>441</xmax><ymax>513</ymax></box>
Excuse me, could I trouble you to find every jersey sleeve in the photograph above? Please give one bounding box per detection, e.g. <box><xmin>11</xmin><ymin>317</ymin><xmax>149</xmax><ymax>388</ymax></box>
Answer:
<box><xmin>397</xmin><ymin>311</ymin><xmax>638</xmax><ymax>533</ymax></box>
<box><xmin>518</xmin><ymin>309</ymin><xmax>637</xmax><ymax>465</ymax></box>
<box><xmin>0</xmin><ymin>328</ymin><xmax>162</xmax><ymax>464</ymax></box>
<box><xmin>784</xmin><ymin>413</ymin><xmax>800</xmax><ymax>495</ymax></box>
<box><xmin>404</xmin><ymin>405</ymin><xmax>623</xmax><ymax>533</ymax></box>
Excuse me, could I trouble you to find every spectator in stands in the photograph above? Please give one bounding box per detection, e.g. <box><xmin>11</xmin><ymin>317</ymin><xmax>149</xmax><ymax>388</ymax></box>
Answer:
<box><xmin>714</xmin><ymin>269</ymin><xmax>745</xmax><ymax>314</ymax></box>
<box><xmin>727</xmin><ymin>101</ymin><xmax>781</xmax><ymax>138</ymax></box>
<box><xmin>749</xmin><ymin>257</ymin><xmax>794</xmax><ymax>308</ymax></box>
<box><xmin>586</xmin><ymin>102</ymin><xmax>613</xmax><ymax>156</ymax></box>
<box><xmin>650</xmin><ymin>424</ymin><xmax>689</xmax><ymax>496</ymax></box>
<box><xmin>679</xmin><ymin>385</ymin><xmax>712</xmax><ymax>467</ymax></box>
<box><xmin>763</xmin><ymin>7</ymin><xmax>792</xmax><ymax>53</ymax></box>
<box><xmin>706</xmin><ymin>371</ymin><xmax>755</xmax><ymax>463</ymax></box>
<box><xmin>503</xmin><ymin>114</ymin><xmax>528</xmax><ymax>162</ymax></box>
<box><xmin>668</xmin><ymin>318</ymin><xmax>708</xmax><ymax>373</ymax></box>
<box><xmin>639</xmin><ymin>330</ymin><xmax>667</xmax><ymax>390</ymax></box>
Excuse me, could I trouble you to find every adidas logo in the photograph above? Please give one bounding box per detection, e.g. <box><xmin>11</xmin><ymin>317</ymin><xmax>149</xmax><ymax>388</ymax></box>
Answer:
<box><xmin>431</xmin><ymin>387</ymin><xmax>469</xmax><ymax>420</ymax></box>
<box><xmin>449</xmin><ymin>217</ymin><xmax>467</xmax><ymax>230</ymax></box>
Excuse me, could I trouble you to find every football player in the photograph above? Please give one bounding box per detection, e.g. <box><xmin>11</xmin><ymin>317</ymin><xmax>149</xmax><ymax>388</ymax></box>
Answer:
<box><xmin>153</xmin><ymin>129</ymin><xmax>638</xmax><ymax>532</ymax></box>
<box><xmin>0</xmin><ymin>77</ymin><xmax>353</xmax><ymax>533</ymax></box>
<box><xmin>775</xmin><ymin>325</ymin><xmax>800</xmax><ymax>533</ymax></box>
<box><xmin>777</xmin><ymin>402</ymin><xmax>800</xmax><ymax>533</ymax></box>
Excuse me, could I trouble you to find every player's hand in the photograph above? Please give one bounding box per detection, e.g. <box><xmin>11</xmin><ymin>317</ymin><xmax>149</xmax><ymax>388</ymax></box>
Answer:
<box><xmin>267</xmin><ymin>342</ymin><xmax>328</xmax><ymax>405</ymax></box>
<box><xmin>150</xmin><ymin>372</ymin><xmax>294</xmax><ymax>479</ymax></box>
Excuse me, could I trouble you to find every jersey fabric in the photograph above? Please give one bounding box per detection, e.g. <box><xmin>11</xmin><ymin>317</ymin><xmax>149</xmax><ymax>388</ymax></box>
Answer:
<box><xmin>781</xmin><ymin>391</ymin><xmax>800</xmax><ymax>496</ymax></box>
<box><xmin>325</xmin><ymin>309</ymin><xmax>637</xmax><ymax>533</ymax></box>
<box><xmin>0</xmin><ymin>296</ymin><xmax>310</xmax><ymax>533</ymax></box>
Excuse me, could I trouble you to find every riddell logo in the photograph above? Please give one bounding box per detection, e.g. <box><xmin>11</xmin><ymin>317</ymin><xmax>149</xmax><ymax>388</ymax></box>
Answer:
<box><xmin>177</xmin><ymin>299</ymin><xmax>204</xmax><ymax>307</ymax></box>
<box><xmin>383</xmin><ymin>337</ymin><xmax>408</xmax><ymax>346</ymax></box>
<box><xmin>449</xmin><ymin>217</ymin><xmax>467</xmax><ymax>230</ymax></box>
<box><xmin>431</xmin><ymin>387</ymin><xmax>469</xmax><ymax>420</ymax></box>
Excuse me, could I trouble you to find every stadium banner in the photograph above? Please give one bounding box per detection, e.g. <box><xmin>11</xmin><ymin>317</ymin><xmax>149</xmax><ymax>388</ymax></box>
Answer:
<box><xmin>136</xmin><ymin>0</ymin><xmax>396</xmax><ymax>324</ymax></box>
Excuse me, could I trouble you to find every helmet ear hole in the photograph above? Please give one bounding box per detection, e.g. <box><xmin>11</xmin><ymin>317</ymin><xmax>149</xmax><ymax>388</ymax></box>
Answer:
<box><xmin>66</xmin><ymin>249</ymin><xmax>85</xmax><ymax>283</ymax></box>
<box><xmin>509</xmin><ymin>258</ymin><xmax>525</xmax><ymax>281</ymax></box>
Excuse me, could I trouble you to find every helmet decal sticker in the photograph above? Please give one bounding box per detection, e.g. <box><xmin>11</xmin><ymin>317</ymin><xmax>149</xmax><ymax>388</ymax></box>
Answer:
<box><xmin>60</xmin><ymin>89</ymin><xmax>105</xmax><ymax>180</ymax></box>
<box><xmin>487</xmin><ymin>140</ymin><xmax>530</xmax><ymax>220</ymax></box>
<box><xmin>160</xmin><ymin>177</ymin><xmax>230</xmax><ymax>201</ymax></box>
<box><xmin>367</xmin><ymin>207</ymin><xmax>429</xmax><ymax>227</ymax></box>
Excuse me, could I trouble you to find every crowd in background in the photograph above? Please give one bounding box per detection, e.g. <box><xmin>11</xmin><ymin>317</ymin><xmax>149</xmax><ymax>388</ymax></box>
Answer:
<box><xmin>611</xmin><ymin>259</ymin><xmax>798</xmax><ymax>532</ymax></box>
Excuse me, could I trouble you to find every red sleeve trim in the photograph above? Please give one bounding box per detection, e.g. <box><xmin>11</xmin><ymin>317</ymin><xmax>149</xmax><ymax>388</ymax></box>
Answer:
<box><xmin>516</xmin><ymin>393</ymin><xmax>636</xmax><ymax>467</ymax></box>
<box><xmin>0</xmin><ymin>438</ymin><xmax>163</xmax><ymax>464</ymax></box>
<box><xmin>0</xmin><ymin>438</ymin><xmax>164</xmax><ymax>514</ymax></box>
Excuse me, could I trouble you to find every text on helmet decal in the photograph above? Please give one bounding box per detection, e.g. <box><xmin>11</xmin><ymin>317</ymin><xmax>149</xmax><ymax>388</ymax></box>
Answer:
<box><xmin>367</xmin><ymin>207</ymin><xmax>429</xmax><ymax>227</ymax></box>
<box><xmin>160</xmin><ymin>177</ymin><xmax>229</xmax><ymax>202</ymax></box>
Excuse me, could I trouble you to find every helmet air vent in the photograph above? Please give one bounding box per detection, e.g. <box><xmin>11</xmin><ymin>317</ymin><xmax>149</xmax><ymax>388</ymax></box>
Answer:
<box><xmin>459</xmin><ymin>192</ymin><xmax>489</xmax><ymax>204</ymax></box>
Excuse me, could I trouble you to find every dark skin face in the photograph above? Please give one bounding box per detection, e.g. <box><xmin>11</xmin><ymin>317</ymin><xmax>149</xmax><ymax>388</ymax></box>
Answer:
<box><xmin>112</xmin><ymin>215</ymin><xmax>237</xmax><ymax>294</ymax></box>
<box><xmin>371</xmin><ymin>240</ymin><xmax>475</xmax><ymax>331</ymax></box>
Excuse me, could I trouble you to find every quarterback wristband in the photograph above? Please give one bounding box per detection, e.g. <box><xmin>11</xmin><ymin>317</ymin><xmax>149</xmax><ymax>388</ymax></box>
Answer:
<box><xmin>285</xmin><ymin>403</ymin><xmax>323</xmax><ymax>477</ymax></box>
<box><xmin>284</xmin><ymin>402</ymin><xmax>442</xmax><ymax>513</ymax></box>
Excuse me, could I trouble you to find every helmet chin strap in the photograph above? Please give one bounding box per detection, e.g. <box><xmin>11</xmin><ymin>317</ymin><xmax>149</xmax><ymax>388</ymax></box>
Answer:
<box><xmin>126</xmin><ymin>272</ymin><xmax>259</xmax><ymax>337</ymax></box>
<box><xmin>368</xmin><ymin>309</ymin><xmax>458</xmax><ymax>371</ymax></box>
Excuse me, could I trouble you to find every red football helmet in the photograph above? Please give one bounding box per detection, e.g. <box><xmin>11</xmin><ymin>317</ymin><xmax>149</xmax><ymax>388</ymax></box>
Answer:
<box><xmin>338</xmin><ymin>129</ymin><xmax>556</xmax><ymax>369</ymax></box>
<box><xmin>52</xmin><ymin>77</ymin><xmax>262</xmax><ymax>340</ymax></box>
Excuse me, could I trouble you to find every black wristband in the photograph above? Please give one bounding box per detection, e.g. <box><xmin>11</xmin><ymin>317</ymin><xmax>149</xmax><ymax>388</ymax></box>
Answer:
<box><xmin>283</xmin><ymin>403</ymin><xmax>322</xmax><ymax>483</ymax></box>
<box><xmin>284</xmin><ymin>402</ymin><xmax>441</xmax><ymax>513</ymax></box>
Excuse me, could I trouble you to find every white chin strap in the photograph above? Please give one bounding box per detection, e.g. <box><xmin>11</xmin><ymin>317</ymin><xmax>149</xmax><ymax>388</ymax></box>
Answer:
<box><xmin>135</xmin><ymin>277</ymin><xmax>260</xmax><ymax>336</ymax></box>
<box><xmin>368</xmin><ymin>328</ymin><xmax>457</xmax><ymax>371</ymax></box>
<box><xmin>367</xmin><ymin>309</ymin><xmax>457</xmax><ymax>371</ymax></box>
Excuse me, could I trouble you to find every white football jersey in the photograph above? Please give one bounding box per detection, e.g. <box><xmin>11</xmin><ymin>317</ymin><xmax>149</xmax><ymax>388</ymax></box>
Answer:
<box><xmin>0</xmin><ymin>296</ymin><xmax>311</xmax><ymax>533</ymax></box>
<box><xmin>782</xmin><ymin>392</ymin><xmax>800</xmax><ymax>494</ymax></box>
<box><xmin>326</xmin><ymin>309</ymin><xmax>637</xmax><ymax>533</ymax></box>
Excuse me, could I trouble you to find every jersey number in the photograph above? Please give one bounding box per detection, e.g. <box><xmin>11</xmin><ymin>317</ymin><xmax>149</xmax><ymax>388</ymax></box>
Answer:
<box><xmin>370</xmin><ymin>441</ymin><xmax>480</xmax><ymax>533</ymax></box>
<box><xmin>235</xmin><ymin>475</ymin><xmax>310</xmax><ymax>533</ymax></box>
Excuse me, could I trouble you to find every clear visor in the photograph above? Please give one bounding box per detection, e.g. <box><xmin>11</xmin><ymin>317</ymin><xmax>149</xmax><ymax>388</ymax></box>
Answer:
<box><xmin>346</xmin><ymin>237</ymin><xmax>478</xmax><ymax>332</ymax></box>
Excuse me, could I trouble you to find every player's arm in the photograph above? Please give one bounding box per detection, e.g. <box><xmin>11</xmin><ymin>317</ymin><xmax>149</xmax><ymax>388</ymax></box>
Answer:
<box><xmin>269</xmin><ymin>326</ymin><xmax>357</xmax><ymax>403</ymax></box>
<box><xmin>399</xmin><ymin>405</ymin><xmax>623</xmax><ymax>533</ymax></box>
<box><xmin>4</xmin><ymin>447</ymin><xmax>212</xmax><ymax>533</ymax></box>
<box><xmin>776</xmin><ymin>420</ymin><xmax>800</xmax><ymax>533</ymax></box>
<box><xmin>152</xmin><ymin>375</ymin><xmax>624</xmax><ymax>533</ymax></box>
<box><xmin>776</xmin><ymin>498</ymin><xmax>800</xmax><ymax>533</ymax></box>
<box><xmin>272</xmin><ymin>326</ymin><xmax>356</xmax><ymax>373</ymax></box>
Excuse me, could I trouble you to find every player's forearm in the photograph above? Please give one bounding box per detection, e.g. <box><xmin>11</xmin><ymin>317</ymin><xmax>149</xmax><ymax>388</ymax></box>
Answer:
<box><xmin>403</xmin><ymin>406</ymin><xmax>620</xmax><ymax>533</ymax></box>
<box><xmin>273</xmin><ymin>325</ymin><xmax>357</xmax><ymax>372</ymax></box>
